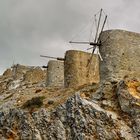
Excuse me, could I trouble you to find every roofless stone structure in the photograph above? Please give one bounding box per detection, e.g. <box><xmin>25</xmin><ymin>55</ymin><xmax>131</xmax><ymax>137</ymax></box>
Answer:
<box><xmin>47</xmin><ymin>60</ymin><xmax>64</xmax><ymax>87</ymax></box>
<box><xmin>100</xmin><ymin>29</ymin><xmax>140</xmax><ymax>81</ymax></box>
<box><xmin>64</xmin><ymin>50</ymin><xmax>100</xmax><ymax>88</ymax></box>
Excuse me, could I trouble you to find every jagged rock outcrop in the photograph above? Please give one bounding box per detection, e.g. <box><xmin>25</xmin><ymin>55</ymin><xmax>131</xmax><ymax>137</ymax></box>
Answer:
<box><xmin>0</xmin><ymin>65</ymin><xmax>46</xmax><ymax>93</ymax></box>
<box><xmin>24</xmin><ymin>67</ymin><xmax>46</xmax><ymax>84</ymax></box>
<box><xmin>2</xmin><ymin>69</ymin><xmax>12</xmax><ymax>78</ymax></box>
<box><xmin>0</xmin><ymin>77</ymin><xmax>139</xmax><ymax>140</ymax></box>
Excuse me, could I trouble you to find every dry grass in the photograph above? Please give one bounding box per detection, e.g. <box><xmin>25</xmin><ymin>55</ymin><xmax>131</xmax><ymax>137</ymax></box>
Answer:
<box><xmin>13</xmin><ymin>86</ymin><xmax>77</xmax><ymax>111</ymax></box>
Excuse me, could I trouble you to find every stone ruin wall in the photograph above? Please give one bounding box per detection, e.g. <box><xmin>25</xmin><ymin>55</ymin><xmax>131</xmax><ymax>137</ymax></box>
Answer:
<box><xmin>7</xmin><ymin>30</ymin><xmax>138</xmax><ymax>88</ymax></box>
<box><xmin>47</xmin><ymin>60</ymin><xmax>64</xmax><ymax>87</ymax></box>
<box><xmin>100</xmin><ymin>29</ymin><xmax>140</xmax><ymax>82</ymax></box>
<box><xmin>64</xmin><ymin>50</ymin><xmax>100</xmax><ymax>88</ymax></box>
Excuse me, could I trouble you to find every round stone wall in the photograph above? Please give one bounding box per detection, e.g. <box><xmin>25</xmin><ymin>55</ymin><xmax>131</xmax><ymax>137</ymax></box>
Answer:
<box><xmin>47</xmin><ymin>60</ymin><xmax>64</xmax><ymax>87</ymax></box>
<box><xmin>100</xmin><ymin>29</ymin><xmax>140</xmax><ymax>81</ymax></box>
<box><xmin>64</xmin><ymin>50</ymin><xmax>100</xmax><ymax>88</ymax></box>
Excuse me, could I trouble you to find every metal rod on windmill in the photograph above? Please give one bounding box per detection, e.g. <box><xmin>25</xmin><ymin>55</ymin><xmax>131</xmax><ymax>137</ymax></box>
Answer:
<box><xmin>94</xmin><ymin>9</ymin><xmax>103</xmax><ymax>44</ymax></box>
<box><xmin>92</xmin><ymin>10</ymin><xmax>106</xmax><ymax>61</ymax></box>
<box><xmin>69</xmin><ymin>41</ymin><xmax>101</xmax><ymax>46</ymax></box>
<box><xmin>69</xmin><ymin>9</ymin><xmax>104</xmax><ymax>49</ymax></box>
<box><xmin>40</xmin><ymin>55</ymin><xmax>65</xmax><ymax>61</ymax></box>
<box><xmin>87</xmin><ymin>8</ymin><xmax>104</xmax><ymax>65</ymax></box>
<box><xmin>42</xmin><ymin>65</ymin><xmax>48</xmax><ymax>69</ymax></box>
<box><xmin>87</xmin><ymin>15</ymin><xmax>107</xmax><ymax>50</ymax></box>
<box><xmin>69</xmin><ymin>8</ymin><xmax>108</xmax><ymax>62</ymax></box>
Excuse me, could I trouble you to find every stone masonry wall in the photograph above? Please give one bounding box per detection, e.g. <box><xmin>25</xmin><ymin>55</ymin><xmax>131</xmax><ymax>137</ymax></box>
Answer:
<box><xmin>100</xmin><ymin>29</ymin><xmax>140</xmax><ymax>82</ymax></box>
<box><xmin>64</xmin><ymin>50</ymin><xmax>100</xmax><ymax>88</ymax></box>
<box><xmin>47</xmin><ymin>60</ymin><xmax>64</xmax><ymax>87</ymax></box>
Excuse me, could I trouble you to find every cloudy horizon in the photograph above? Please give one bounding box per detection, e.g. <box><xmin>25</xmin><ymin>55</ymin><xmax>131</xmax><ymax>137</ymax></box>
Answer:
<box><xmin>0</xmin><ymin>0</ymin><xmax>140</xmax><ymax>74</ymax></box>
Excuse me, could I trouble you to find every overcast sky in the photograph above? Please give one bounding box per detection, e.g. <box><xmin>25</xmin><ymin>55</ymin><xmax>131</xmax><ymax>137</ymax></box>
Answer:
<box><xmin>0</xmin><ymin>0</ymin><xmax>140</xmax><ymax>74</ymax></box>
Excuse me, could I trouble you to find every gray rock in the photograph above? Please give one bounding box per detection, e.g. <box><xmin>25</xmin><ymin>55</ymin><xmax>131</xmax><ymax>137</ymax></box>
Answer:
<box><xmin>0</xmin><ymin>88</ymin><xmax>138</xmax><ymax>140</ymax></box>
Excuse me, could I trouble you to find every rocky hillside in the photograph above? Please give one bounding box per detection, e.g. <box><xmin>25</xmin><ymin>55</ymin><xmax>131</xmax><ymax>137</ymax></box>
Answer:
<box><xmin>0</xmin><ymin>64</ymin><xmax>139</xmax><ymax>140</ymax></box>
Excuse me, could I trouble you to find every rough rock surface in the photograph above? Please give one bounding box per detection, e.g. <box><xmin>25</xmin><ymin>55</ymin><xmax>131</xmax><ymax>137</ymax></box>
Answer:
<box><xmin>0</xmin><ymin>68</ymin><xmax>140</xmax><ymax>140</ymax></box>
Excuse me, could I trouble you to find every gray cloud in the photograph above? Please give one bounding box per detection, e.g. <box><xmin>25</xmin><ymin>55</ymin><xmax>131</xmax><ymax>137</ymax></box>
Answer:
<box><xmin>0</xmin><ymin>0</ymin><xmax>140</xmax><ymax>74</ymax></box>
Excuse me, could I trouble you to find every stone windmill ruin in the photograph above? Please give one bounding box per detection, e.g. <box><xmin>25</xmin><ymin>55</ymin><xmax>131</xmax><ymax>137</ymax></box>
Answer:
<box><xmin>66</xmin><ymin>9</ymin><xmax>108</xmax><ymax>87</ymax></box>
<box><xmin>40</xmin><ymin>55</ymin><xmax>64</xmax><ymax>87</ymax></box>
<box><xmin>41</xmin><ymin>9</ymin><xmax>140</xmax><ymax>88</ymax></box>
<box><xmin>67</xmin><ymin>8</ymin><xmax>140</xmax><ymax>84</ymax></box>
<box><xmin>40</xmin><ymin>9</ymin><xmax>107</xmax><ymax>88</ymax></box>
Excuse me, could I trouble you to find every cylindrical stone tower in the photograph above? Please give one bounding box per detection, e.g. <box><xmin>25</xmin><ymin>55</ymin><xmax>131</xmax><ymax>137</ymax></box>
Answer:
<box><xmin>64</xmin><ymin>50</ymin><xmax>100</xmax><ymax>88</ymax></box>
<box><xmin>100</xmin><ymin>29</ymin><xmax>140</xmax><ymax>81</ymax></box>
<box><xmin>47</xmin><ymin>60</ymin><xmax>64</xmax><ymax>87</ymax></box>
